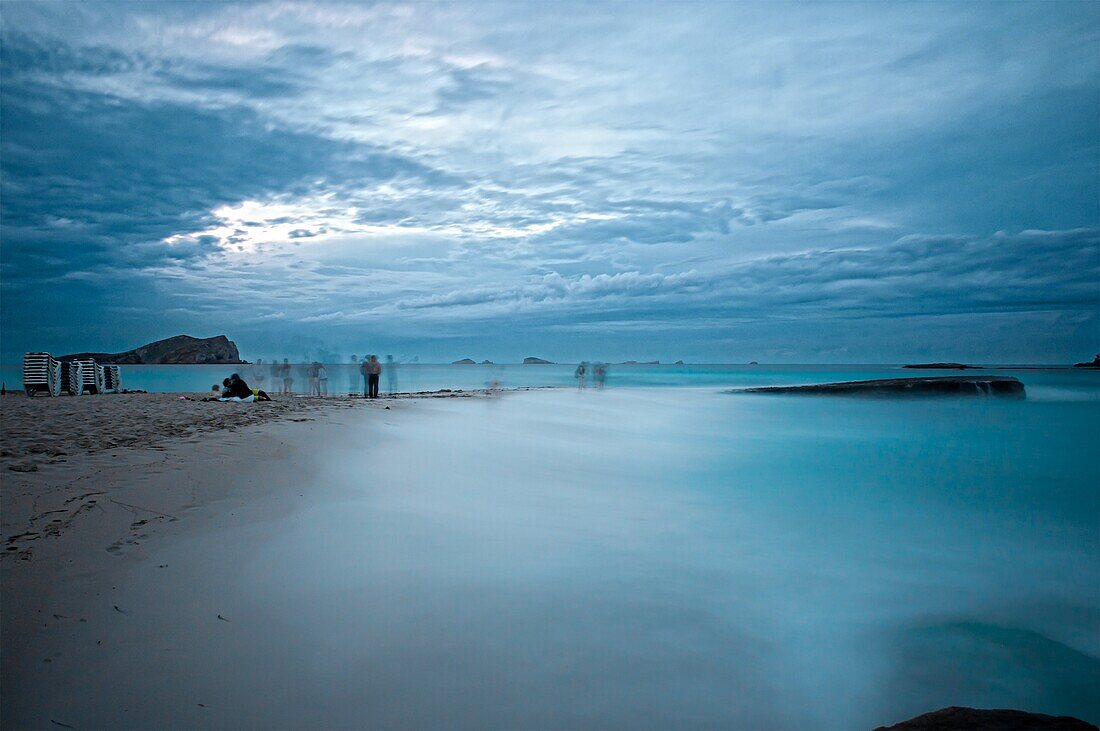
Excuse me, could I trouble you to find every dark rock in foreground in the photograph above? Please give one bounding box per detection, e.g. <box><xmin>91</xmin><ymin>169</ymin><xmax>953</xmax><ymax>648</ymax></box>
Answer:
<box><xmin>1074</xmin><ymin>354</ymin><xmax>1100</xmax><ymax>368</ymax></box>
<box><xmin>904</xmin><ymin>362</ymin><xmax>980</xmax><ymax>370</ymax></box>
<box><xmin>732</xmin><ymin>375</ymin><xmax>1025</xmax><ymax>397</ymax></box>
<box><xmin>873</xmin><ymin>706</ymin><xmax>1098</xmax><ymax>730</ymax></box>
<box><xmin>60</xmin><ymin>335</ymin><xmax>245</xmax><ymax>365</ymax></box>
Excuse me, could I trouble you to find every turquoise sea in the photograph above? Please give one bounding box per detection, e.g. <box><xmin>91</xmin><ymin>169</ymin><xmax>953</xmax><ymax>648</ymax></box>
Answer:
<box><xmin>2</xmin><ymin>360</ymin><xmax>1098</xmax><ymax>396</ymax></box>
<box><xmin>4</xmin><ymin>365</ymin><xmax>1097</xmax><ymax>728</ymax></box>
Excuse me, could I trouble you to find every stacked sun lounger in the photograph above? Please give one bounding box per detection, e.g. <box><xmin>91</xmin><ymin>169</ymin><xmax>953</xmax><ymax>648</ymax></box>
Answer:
<box><xmin>75</xmin><ymin>358</ymin><xmax>106</xmax><ymax>395</ymax></box>
<box><xmin>23</xmin><ymin>353</ymin><xmax>124</xmax><ymax>396</ymax></box>
<box><xmin>60</xmin><ymin>360</ymin><xmax>84</xmax><ymax>396</ymax></box>
<box><xmin>22</xmin><ymin>352</ymin><xmax>62</xmax><ymax>397</ymax></box>
<box><xmin>103</xmin><ymin>365</ymin><xmax>122</xmax><ymax>393</ymax></box>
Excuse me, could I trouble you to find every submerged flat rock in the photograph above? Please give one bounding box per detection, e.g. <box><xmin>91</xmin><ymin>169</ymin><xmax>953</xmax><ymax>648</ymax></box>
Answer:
<box><xmin>731</xmin><ymin>375</ymin><xmax>1025</xmax><ymax>397</ymax></box>
<box><xmin>872</xmin><ymin>706</ymin><xmax>1098</xmax><ymax>730</ymax></box>
<box><xmin>903</xmin><ymin>362</ymin><xmax>980</xmax><ymax>370</ymax></box>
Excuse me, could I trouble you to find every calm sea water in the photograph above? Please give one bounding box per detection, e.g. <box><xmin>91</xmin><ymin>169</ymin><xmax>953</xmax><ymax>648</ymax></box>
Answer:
<box><xmin>1</xmin><ymin>360</ymin><xmax>1097</xmax><ymax>395</ymax></box>
<box><xmin>10</xmin><ymin>373</ymin><xmax>1098</xmax><ymax>729</ymax></box>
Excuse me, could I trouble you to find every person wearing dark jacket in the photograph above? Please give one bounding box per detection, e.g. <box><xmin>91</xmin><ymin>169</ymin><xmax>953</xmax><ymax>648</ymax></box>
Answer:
<box><xmin>225</xmin><ymin>375</ymin><xmax>272</xmax><ymax>401</ymax></box>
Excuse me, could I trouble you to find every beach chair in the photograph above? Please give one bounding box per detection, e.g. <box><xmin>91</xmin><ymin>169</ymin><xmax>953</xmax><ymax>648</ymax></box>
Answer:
<box><xmin>76</xmin><ymin>358</ymin><xmax>105</xmax><ymax>395</ymax></box>
<box><xmin>22</xmin><ymin>352</ymin><xmax>62</xmax><ymax>396</ymax></box>
<box><xmin>61</xmin><ymin>361</ymin><xmax>84</xmax><ymax>395</ymax></box>
<box><xmin>103</xmin><ymin>365</ymin><xmax>122</xmax><ymax>393</ymax></box>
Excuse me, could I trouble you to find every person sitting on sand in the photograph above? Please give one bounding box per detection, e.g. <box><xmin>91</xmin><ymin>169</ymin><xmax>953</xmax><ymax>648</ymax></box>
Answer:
<box><xmin>231</xmin><ymin>373</ymin><xmax>272</xmax><ymax>401</ymax></box>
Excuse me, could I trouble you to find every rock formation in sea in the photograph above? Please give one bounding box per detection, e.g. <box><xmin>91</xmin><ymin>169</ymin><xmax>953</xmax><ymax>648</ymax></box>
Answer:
<box><xmin>903</xmin><ymin>362</ymin><xmax>980</xmax><ymax>369</ymax></box>
<box><xmin>872</xmin><ymin>706</ymin><xmax>1098</xmax><ymax>730</ymax></box>
<box><xmin>481</xmin><ymin>360</ymin><xmax>493</xmax><ymax>364</ymax></box>
<box><xmin>619</xmin><ymin>360</ymin><xmax>659</xmax><ymax>365</ymax></box>
<box><xmin>522</xmin><ymin>357</ymin><xmax>553</xmax><ymax>364</ymax></box>
<box><xmin>60</xmin><ymin>335</ymin><xmax>246</xmax><ymax>365</ymax></box>
<box><xmin>1073</xmin><ymin>354</ymin><xmax>1100</xmax><ymax>368</ymax></box>
<box><xmin>451</xmin><ymin>358</ymin><xmax>476</xmax><ymax>365</ymax></box>
<box><xmin>731</xmin><ymin>375</ymin><xmax>1025</xmax><ymax>397</ymax></box>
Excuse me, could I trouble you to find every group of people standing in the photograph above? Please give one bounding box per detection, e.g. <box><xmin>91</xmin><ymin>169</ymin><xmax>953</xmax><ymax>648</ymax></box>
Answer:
<box><xmin>248</xmin><ymin>359</ymin><xmax>329</xmax><ymax>396</ymax></box>
<box><xmin>245</xmin><ymin>356</ymin><xmax>389</xmax><ymax>399</ymax></box>
<box><xmin>574</xmin><ymin>362</ymin><xmax>608</xmax><ymax>389</ymax></box>
<box><xmin>360</xmin><ymin>355</ymin><xmax>383</xmax><ymax>398</ymax></box>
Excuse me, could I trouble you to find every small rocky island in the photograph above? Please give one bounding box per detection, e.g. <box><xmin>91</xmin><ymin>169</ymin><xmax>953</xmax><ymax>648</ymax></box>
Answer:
<box><xmin>60</xmin><ymin>334</ymin><xmax>246</xmax><ymax>365</ymax></box>
<box><xmin>523</xmin><ymin>357</ymin><xmax>553</xmax><ymax>364</ymax></box>
<box><xmin>451</xmin><ymin>358</ymin><xmax>476</xmax><ymax>365</ymax></box>
<box><xmin>1074</xmin><ymin>354</ymin><xmax>1100</xmax><ymax>368</ymax></box>
<box><xmin>732</xmin><ymin>375</ymin><xmax>1025</xmax><ymax>397</ymax></box>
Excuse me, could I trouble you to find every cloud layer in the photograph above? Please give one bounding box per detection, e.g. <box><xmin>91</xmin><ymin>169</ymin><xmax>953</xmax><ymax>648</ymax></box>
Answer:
<box><xmin>2</xmin><ymin>1</ymin><xmax>1097</xmax><ymax>362</ymax></box>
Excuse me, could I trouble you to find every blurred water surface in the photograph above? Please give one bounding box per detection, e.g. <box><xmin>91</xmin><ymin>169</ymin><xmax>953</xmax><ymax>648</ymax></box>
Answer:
<box><xmin>12</xmin><ymin>382</ymin><xmax>1100</xmax><ymax>729</ymax></box>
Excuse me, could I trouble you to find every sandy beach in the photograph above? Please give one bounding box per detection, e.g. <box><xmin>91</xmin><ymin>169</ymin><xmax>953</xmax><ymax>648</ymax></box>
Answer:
<box><xmin>1</xmin><ymin>391</ymin><xmax>427</xmax><ymax>729</ymax></box>
<box><xmin>2</xmin><ymin>388</ymin><xmax>507</xmax><ymax>560</ymax></box>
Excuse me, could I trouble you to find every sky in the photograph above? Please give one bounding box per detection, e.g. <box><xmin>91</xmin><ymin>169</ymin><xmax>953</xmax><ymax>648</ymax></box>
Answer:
<box><xmin>1</xmin><ymin>1</ymin><xmax>1098</xmax><ymax>364</ymax></box>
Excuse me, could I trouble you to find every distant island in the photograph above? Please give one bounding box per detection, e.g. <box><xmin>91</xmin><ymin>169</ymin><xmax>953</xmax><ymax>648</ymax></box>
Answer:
<box><xmin>903</xmin><ymin>362</ymin><xmax>980</xmax><ymax>370</ymax></box>
<box><xmin>60</xmin><ymin>335</ymin><xmax>246</xmax><ymax>365</ymax></box>
<box><xmin>1074</xmin><ymin>354</ymin><xmax>1100</xmax><ymax>368</ymax></box>
<box><xmin>481</xmin><ymin>360</ymin><xmax>493</xmax><ymax>365</ymax></box>
<box><xmin>523</xmin><ymin>357</ymin><xmax>553</xmax><ymax>364</ymax></box>
<box><xmin>451</xmin><ymin>358</ymin><xmax>476</xmax><ymax>365</ymax></box>
<box><xmin>619</xmin><ymin>360</ymin><xmax>659</xmax><ymax>365</ymax></box>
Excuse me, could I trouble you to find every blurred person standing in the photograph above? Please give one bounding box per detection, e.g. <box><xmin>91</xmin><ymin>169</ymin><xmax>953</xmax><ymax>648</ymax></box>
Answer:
<box><xmin>281</xmin><ymin>358</ymin><xmax>293</xmax><ymax>395</ymax></box>
<box><xmin>367</xmin><ymin>355</ymin><xmax>382</xmax><ymax>399</ymax></box>
<box><xmin>385</xmin><ymin>355</ymin><xmax>397</xmax><ymax>394</ymax></box>
<box><xmin>318</xmin><ymin>363</ymin><xmax>328</xmax><ymax>397</ymax></box>
<box><xmin>348</xmin><ymin>355</ymin><xmax>358</xmax><ymax>395</ymax></box>
<box><xmin>595</xmin><ymin>363</ymin><xmax>607</xmax><ymax>389</ymax></box>
<box><xmin>252</xmin><ymin>358</ymin><xmax>266</xmax><ymax>391</ymax></box>
<box><xmin>306</xmin><ymin>362</ymin><xmax>318</xmax><ymax>396</ymax></box>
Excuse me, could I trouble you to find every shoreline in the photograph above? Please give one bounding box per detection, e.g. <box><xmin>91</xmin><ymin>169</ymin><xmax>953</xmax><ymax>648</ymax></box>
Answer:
<box><xmin>1</xmin><ymin>389</ymin><xmax>529</xmax><ymax>560</ymax></box>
